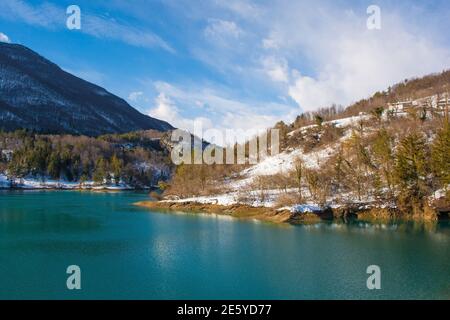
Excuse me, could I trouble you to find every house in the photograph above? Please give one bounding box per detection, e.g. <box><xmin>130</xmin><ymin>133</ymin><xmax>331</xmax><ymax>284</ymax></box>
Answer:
<box><xmin>1</xmin><ymin>149</ymin><xmax>13</xmax><ymax>162</ymax></box>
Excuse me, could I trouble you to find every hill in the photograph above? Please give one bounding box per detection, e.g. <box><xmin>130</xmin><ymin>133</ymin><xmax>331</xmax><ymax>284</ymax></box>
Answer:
<box><xmin>0</xmin><ymin>43</ymin><xmax>173</xmax><ymax>136</ymax></box>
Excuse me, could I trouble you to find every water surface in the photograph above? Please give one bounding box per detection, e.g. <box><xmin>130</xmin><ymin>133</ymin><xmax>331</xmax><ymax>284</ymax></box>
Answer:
<box><xmin>0</xmin><ymin>191</ymin><xmax>449</xmax><ymax>299</ymax></box>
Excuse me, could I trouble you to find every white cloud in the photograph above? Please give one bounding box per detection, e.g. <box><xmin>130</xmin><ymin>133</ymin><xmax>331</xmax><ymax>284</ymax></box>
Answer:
<box><xmin>0</xmin><ymin>0</ymin><xmax>61</xmax><ymax>28</ymax></box>
<box><xmin>148</xmin><ymin>93</ymin><xmax>179</xmax><ymax>123</ymax></box>
<box><xmin>261</xmin><ymin>56</ymin><xmax>289</xmax><ymax>83</ymax></box>
<box><xmin>0</xmin><ymin>32</ymin><xmax>10</xmax><ymax>43</ymax></box>
<box><xmin>214</xmin><ymin>0</ymin><xmax>262</xmax><ymax>19</ymax></box>
<box><xmin>146</xmin><ymin>81</ymin><xmax>296</xmax><ymax>134</ymax></box>
<box><xmin>262</xmin><ymin>37</ymin><xmax>279</xmax><ymax>50</ymax></box>
<box><xmin>148</xmin><ymin>92</ymin><xmax>214</xmax><ymax>133</ymax></box>
<box><xmin>183</xmin><ymin>1</ymin><xmax>450</xmax><ymax>113</ymax></box>
<box><xmin>128</xmin><ymin>91</ymin><xmax>144</xmax><ymax>102</ymax></box>
<box><xmin>284</xmin><ymin>12</ymin><xmax>450</xmax><ymax>111</ymax></box>
<box><xmin>204</xmin><ymin>19</ymin><xmax>244</xmax><ymax>40</ymax></box>
<box><xmin>0</xmin><ymin>0</ymin><xmax>173</xmax><ymax>52</ymax></box>
<box><xmin>83</xmin><ymin>14</ymin><xmax>174</xmax><ymax>53</ymax></box>
<box><xmin>288</xmin><ymin>73</ymin><xmax>341</xmax><ymax>112</ymax></box>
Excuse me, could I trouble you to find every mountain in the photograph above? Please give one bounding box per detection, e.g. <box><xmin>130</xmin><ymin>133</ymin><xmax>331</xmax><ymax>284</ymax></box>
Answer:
<box><xmin>0</xmin><ymin>43</ymin><xmax>173</xmax><ymax>136</ymax></box>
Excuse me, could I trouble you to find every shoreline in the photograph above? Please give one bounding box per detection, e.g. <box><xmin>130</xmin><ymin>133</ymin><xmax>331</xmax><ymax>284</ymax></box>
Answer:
<box><xmin>134</xmin><ymin>200</ymin><xmax>297</xmax><ymax>224</ymax></box>
<box><xmin>0</xmin><ymin>186</ymin><xmax>136</xmax><ymax>191</ymax></box>
<box><xmin>135</xmin><ymin>200</ymin><xmax>448</xmax><ymax>225</ymax></box>
<box><xmin>0</xmin><ymin>174</ymin><xmax>154</xmax><ymax>191</ymax></box>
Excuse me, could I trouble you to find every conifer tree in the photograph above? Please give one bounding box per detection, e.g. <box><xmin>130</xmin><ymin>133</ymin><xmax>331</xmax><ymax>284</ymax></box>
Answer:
<box><xmin>372</xmin><ymin>128</ymin><xmax>394</xmax><ymax>198</ymax></box>
<box><xmin>93</xmin><ymin>157</ymin><xmax>107</xmax><ymax>184</ymax></box>
<box><xmin>370</xmin><ymin>106</ymin><xmax>384</xmax><ymax>126</ymax></box>
<box><xmin>333</xmin><ymin>147</ymin><xmax>346</xmax><ymax>196</ymax></box>
<box><xmin>394</xmin><ymin>133</ymin><xmax>429</xmax><ymax>213</ymax></box>
<box><xmin>47</xmin><ymin>152</ymin><xmax>61</xmax><ymax>180</ymax></box>
<box><xmin>431</xmin><ymin>120</ymin><xmax>450</xmax><ymax>188</ymax></box>
<box><xmin>314</xmin><ymin>115</ymin><xmax>324</xmax><ymax>128</ymax></box>
<box><xmin>110</xmin><ymin>154</ymin><xmax>122</xmax><ymax>185</ymax></box>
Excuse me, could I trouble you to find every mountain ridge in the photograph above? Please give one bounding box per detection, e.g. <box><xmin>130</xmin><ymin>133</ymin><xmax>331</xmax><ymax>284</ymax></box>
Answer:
<box><xmin>0</xmin><ymin>42</ymin><xmax>173</xmax><ymax>136</ymax></box>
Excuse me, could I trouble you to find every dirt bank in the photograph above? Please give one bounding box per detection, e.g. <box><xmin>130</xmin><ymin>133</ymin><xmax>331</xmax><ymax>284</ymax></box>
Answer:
<box><xmin>134</xmin><ymin>201</ymin><xmax>305</xmax><ymax>224</ymax></box>
<box><xmin>135</xmin><ymin>199</ymin><xmax>447</xmax><ymax>225</ymax></box>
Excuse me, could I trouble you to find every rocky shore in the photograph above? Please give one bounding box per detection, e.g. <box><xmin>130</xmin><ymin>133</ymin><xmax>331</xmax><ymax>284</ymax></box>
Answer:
<box><xmin>135</xmin><ymin>200</ymin><xmax>448</xmax><ymax>225</ymax></box>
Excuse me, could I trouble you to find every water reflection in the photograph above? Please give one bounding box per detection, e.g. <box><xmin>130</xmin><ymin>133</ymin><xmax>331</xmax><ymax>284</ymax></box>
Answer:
<box><xmin>1</xmin><ymin>190</ymin><xmax>449</xmax><ymax>299</ymax></box>
<box><xmin>296</xmin><ymin>219</ymin><xmax>450</xmax><ymax>238</ymax></box>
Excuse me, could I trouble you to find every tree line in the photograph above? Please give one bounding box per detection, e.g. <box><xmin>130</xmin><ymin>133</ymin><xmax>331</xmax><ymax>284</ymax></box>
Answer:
<box><xmin>0</xmin><ymin>130</ymin><xmax>172</xmax><ymax>187</ymax></box>
<box><xmin>164</xmin><ymin>113</ymin><xmax>449</xmax><ymax>215</ymax></box>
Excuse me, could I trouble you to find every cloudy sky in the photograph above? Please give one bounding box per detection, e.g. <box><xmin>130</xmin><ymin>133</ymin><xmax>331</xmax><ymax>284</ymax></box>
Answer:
<box><xmin>1</xmin><ymin>0</ymin><xmax>449</xmax><ymax>132</ymax></box>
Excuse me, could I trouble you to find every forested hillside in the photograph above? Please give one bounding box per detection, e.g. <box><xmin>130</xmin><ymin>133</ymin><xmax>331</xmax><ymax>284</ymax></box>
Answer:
<box><xmin>0</xmin><ymin>43</ymin><xmax>173</xmax><ymax>135</ymax></box>
<box><xmin>163</xmin><ymin>71</ymin><xmax>450</xmax><ymax>218</ymax></box>
<box><xmin>0</xmin><ymin>130</ymin><xmax>173</xmax><ymax>188</ymax></box>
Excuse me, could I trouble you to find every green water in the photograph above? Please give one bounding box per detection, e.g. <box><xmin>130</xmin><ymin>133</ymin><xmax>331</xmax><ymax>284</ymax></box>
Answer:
<box><xmin>0</xmin><ymin>190</ymin><xmax>449</xmax><ymax>300</ymax></box>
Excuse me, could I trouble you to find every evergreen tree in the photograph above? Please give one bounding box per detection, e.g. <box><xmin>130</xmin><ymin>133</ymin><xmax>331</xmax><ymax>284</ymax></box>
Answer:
<box><xmin>346</xmin><ymin>131</ymin><xmax>372</xmax><ymax>201</ymax></box>
<box><xmin>394</xmin><ymin>133</ymin><xmax>429</xmax><ymax>213</ymax></box>
<box><xmin>93</xmin><ymin>157</ymin><xmax>107</xmax><ymax>184</ymax></box>
<box><xmin>372</xmin><ymin>128</ymin><xmax>394</xmax><ymax>198</ymax></box>
<box><xmin>370</xmin><ymin>106</ymin><xmax>384</xmax><ymax>126</ymax></box>
<box><xmin>314</xmin><ymin>115</ymin><xmax>324</xmax><ymax>128</ymax></box>
<box><xmin>110</xmin><ymin>154</ymin><xmax>122</xmax><ymax>185</ymax></box>
<box><xmin>79</xmin><ymin>174</ymin><xmax>88</xmax><ymax>187</ymax></box>
<box><xmin>431</xmin><ymin>120</ymin><xmax>450</xmax><ymax>188</ymax></box>
<box><xmin>333</xmin><ymin>147</ymin><xmax>346</xmax><ymax>196</ymax></box>
<box><xmin>47</xmin><ymin>152</ymin><xmax>62</xmax><ymax>180</ymax></box>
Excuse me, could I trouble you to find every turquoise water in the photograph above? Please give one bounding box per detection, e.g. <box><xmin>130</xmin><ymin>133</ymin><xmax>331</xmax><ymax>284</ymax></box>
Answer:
<box><xmin>0</xmin><ymin>190</ymin><xmax>449</xmax><ymax>300</ymax></box>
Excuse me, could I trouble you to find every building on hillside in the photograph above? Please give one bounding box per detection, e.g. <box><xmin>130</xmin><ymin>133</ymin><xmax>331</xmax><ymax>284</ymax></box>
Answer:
<box><xmin>387</xmin><ymin>101</ymin><xmax>414</xmax><ymax>114</ymax></box>
<box><xmin>388</xmin><ymin>94</ymin><xmax>450</xmax><ymax>117</ymax></box>
<box><xmin>1</xmin><ymin>149</ymin><xmax>13</xmax><ymax>162</ymax></box>
<box><xmin>437</xmin><ymin>97</ymin><xmax>450</xmax><ymax>111</ymax></box>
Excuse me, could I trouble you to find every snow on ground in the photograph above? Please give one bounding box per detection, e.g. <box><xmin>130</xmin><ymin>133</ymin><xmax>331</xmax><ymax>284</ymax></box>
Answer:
<box><xmin>165</xmin><ymin>191</ymin><xmax>329</xmax><ymax>216</ymax></box>
<box><xmin>230</xmin><ymin>144</ymin><xmax>337</xmax><ymax>189</ymax></box>
<box><xmin>290</xmin><ymin>204</ymin><xmax>323</xmax><ymax>213</ymax></box>
<box><xmin>230</xmin><ymin>114</ymin><xmax>367</xmax><ymax>189</ymax></box>
<box><xmin>246</xmin><ymin>145</ymin><xmax>335</xmax><ymax>176</ymax></box>
<box><xmin>165</xmin><ymin>193</ymin><xmax>238</xmax><ymax>206</ymax></box>
<box><xmin>165</xmin><ymin>188</ymin><xmax>298</xmax><ymax>208</ymax></box>
<box><xmin>0</xmin><ymin>174</ymin><xmax>10</xmax><ymax>188</ymax></box>
<box><xmin>168</xmin><ymin>114</ymin><xmax>376</xmax><ymax>208</ymax></box>
<box><xmin>0</xmin><ymin>173</ymin><xmax>134</xmax><ymax>190</ymax></box>
<box><xmin>287</xmin><ymin>124</ymin><xmax>317</xmax><ymax>137</ymax></box>
<box><xmin>432</xmin><ymin>187</ymin><xmax>449</xmax><ymax>200</ymax></box>
<box><xmin>287</xmin><ymin>114</ymin><xmax>370</xmax><ymax>137</ymax></box>
<box><xmin>329</xmin><ymin>114</ymin><xmax>371</xmax><ymax>128</ymax></box>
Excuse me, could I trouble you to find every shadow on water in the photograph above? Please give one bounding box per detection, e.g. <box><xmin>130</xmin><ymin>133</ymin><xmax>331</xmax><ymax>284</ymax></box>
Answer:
<box><xmin>293</xmin><ymin>217</ymin><xmax>450</xmax><ymax>237</ymax></box>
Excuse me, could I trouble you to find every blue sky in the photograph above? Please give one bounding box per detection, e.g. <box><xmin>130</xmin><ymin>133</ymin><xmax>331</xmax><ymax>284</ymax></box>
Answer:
<box><xmin>1</xmin><ymin>0</ymin><xmax>449</xmax><ymax>132</ymax></box>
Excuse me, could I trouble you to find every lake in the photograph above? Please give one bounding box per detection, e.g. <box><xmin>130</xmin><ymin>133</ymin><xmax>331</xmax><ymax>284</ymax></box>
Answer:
<box><xmin>0</xmin><ymin>190</ymin><xmax>449</xmax><ymax>299</ymax></box>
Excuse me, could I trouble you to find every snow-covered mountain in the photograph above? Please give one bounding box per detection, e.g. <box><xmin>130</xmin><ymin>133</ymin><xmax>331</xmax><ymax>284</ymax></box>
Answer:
<box><xmin>0</xmin><ymin>43</ymin><xmax>173</xmax><ymax>136</ymax></box>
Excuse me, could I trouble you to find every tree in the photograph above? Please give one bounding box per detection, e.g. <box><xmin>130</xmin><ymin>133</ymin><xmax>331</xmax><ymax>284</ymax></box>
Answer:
<box><xmin>110</xmin><ymin>154</ymin><xmax>122</xmax><ymax>185</ymax></box>
<box><xmin>293</xmin><ymin>157</ymin><xmax>304</xmax><ymax>200</ymax></box>
<box><xmin>305</xmin><ymin>169</ymin><xmax>320</xmax><ymax>202</ymax></box>
<box><xmin>371</xmin><ymin>128</ymin><xmax>394</xmax><ymax>198</ymax></box>
<box><xmin>47</xmin><ymin>152</ymin><xmax>61</xmax><ymax>180</ymax></box>
<box><xmin>314</xmin><ymin>115</ymin><xmax>324</xmax><ymax>128</ymax></box>
<box><xmin>158</xmin><ymin>180</ymin><xmax>169</xmax><ymax>191</ymax></box>
<box><xmin>394</xmin><ymin>133</ymin><xmax>429</xmax><ymax>213</ymax></box>
<box><xmin>93</xmin><ymin>157</ymin><xmax>107</xmax><ymax>185</ymax></box>
<box><xmin>333</xmin><ymin>147</ymin><xmax>346</xmax><ymax>196</ymax></box>
<box><xmin>79</xmin><ymin>174</ymin><xmax>88</xmax><ymax>188</ymax></box>
<box><xmin>431</xmin><ymin>120</ymin><xmax>450</xmax><ymax>188</ymax></box>
<box><xmin>58</xmin><ymin>148</ymin><xmax>73</xmax><ymax>181</ymax></box>
<box><xmin>345</xmin><ymin>131</ymin><xmax>372</xmax><ymax>201</ymax></box>
<box><xmin>370</xmin><ymin>106</ymin><xmax>384</xmax><ymax>126</ymax></box>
